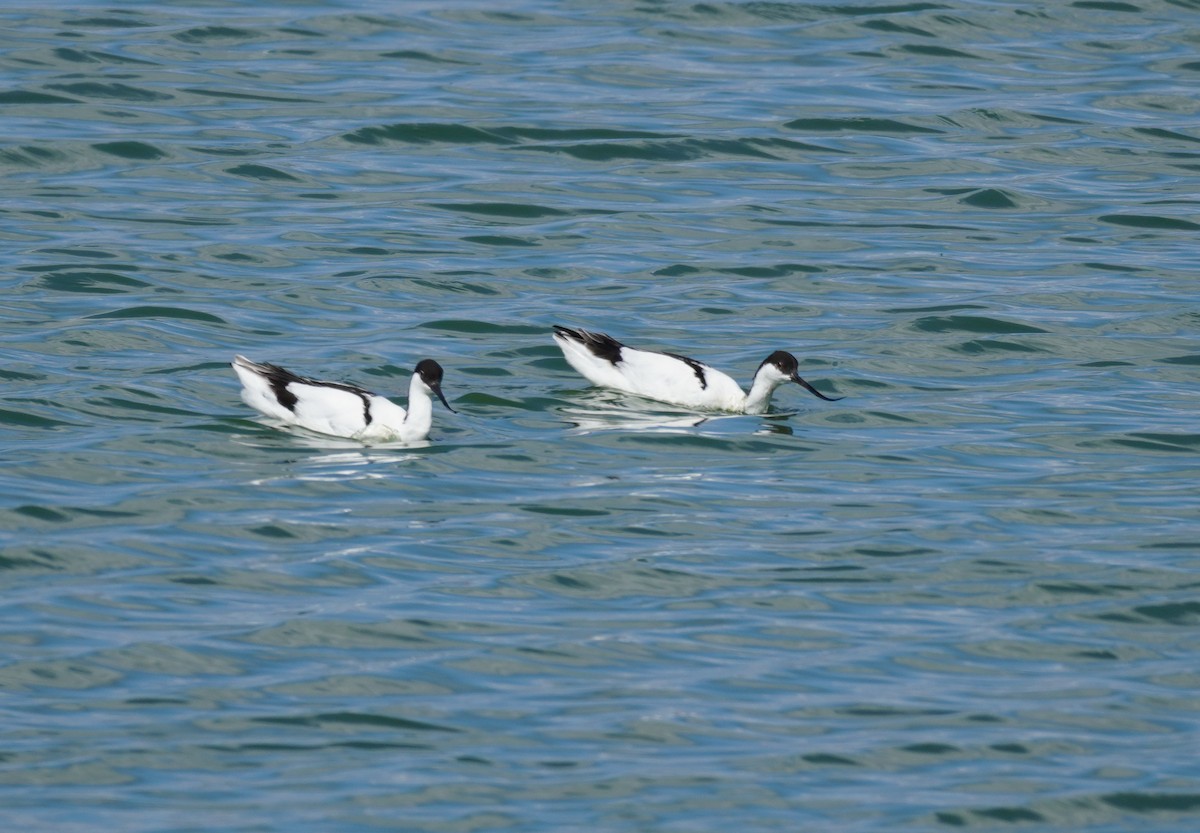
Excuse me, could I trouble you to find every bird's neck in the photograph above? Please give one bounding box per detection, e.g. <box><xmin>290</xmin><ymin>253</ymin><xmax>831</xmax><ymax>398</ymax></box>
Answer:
<box><xmin>404</xmin><ymin>378</ymin><xmax>434</xmax><ymax>430</ymax></box>
<box><xmin>743</xmin><ymin>370</ymin><xmax>781</xmax><ymax>414</ymax></box>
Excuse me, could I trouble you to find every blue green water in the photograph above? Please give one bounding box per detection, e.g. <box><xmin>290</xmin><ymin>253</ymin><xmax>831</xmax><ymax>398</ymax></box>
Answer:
<box><xmin>2</xmin><ymin>1</ymin><xmax>1199</xmax><ymax>830</ymax></box>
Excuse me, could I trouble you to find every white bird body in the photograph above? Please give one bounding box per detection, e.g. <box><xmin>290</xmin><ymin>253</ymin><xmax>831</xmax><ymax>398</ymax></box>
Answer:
<box><xmin>232</xmin><ymin>355</ymin><xmax>455</xmax><ymax>443</ymax></box>
<box><xmin>553</xmin><ymin>326</ymin><xmax>841</xmax><ymax>414</ymax></box>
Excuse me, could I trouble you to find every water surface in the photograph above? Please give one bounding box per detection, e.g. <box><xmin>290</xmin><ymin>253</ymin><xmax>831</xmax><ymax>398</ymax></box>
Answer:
<box><xmin>2</xmin><ymin>1</ymin><xmax>1199</xmax><ymax>831</ymax></box>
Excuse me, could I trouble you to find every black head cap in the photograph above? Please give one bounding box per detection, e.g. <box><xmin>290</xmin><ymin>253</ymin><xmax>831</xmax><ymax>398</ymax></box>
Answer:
<box><xmin>762</xmin><ymin>350</ymin><xmax>799</xmax><ymax>375</ymax></box>
<box><xmin>415</xmin><ymin>359</ymin><xmax>443</xmax><ymax>386</ymax></box>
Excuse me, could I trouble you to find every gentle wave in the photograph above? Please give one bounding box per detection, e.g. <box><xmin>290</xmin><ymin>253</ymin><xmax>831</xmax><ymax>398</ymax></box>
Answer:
<box><xmin>3</xmin><ymin>1</ymin><xmax>1199</xmax><ymax>830</ymax></box>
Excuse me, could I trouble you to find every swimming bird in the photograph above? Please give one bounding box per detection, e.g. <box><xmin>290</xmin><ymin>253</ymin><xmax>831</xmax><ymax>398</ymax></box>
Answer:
<box><xmin>232</xmin><ymin>355</ymin><xmax>455</xmax><ymax>442</ymax></box>
<box><xmin>552</xmin><ymin>325</ymin><xmax>842</xmax><ymax>414</ymax></box>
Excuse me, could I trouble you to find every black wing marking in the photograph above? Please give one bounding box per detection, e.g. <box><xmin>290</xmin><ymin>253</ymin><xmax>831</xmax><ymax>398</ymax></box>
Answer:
<box><xmin>664</xmin><ymin>353</ymin><xmax>708</xmax><ymax>390</ymax></box>
<box><xmin>555</xmin><ymin>326</ymin><xmax>711</xmax><ymax>388</ymax></box>
<box><xmin>256</xmin><ymin>362</ymin><xmax>374</xmax><ymax>425</ymax></box>
<box><xmin>554</xmin><ymin>325</ymin><xmax>625</xmax><ymax>366</ymax></box>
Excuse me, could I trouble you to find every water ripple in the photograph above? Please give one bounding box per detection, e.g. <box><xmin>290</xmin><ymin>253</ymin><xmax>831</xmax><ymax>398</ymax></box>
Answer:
<box><xmin>2</xmin><ymin>1</ymin><xmax>1199</xmax><ymax>830</ymax></box>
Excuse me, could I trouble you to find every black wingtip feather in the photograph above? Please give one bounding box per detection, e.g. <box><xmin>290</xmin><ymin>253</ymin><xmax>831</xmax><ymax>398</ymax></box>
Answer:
<box><xmin>554</xmin><ymin>325</ymin><xmax>625</xmax><ymax>366</ymax></box>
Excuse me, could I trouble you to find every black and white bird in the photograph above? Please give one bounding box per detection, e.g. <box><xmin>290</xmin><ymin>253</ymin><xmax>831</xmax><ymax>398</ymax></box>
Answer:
<box><xmin>552</xmin><ymin>325</ymin><xmax>842</xmax><ymax>414</ymax></box>
<box><xmin>232</xmin><ymin>355</ymin><xmax>455</xmax><ymax>443</ymax></box>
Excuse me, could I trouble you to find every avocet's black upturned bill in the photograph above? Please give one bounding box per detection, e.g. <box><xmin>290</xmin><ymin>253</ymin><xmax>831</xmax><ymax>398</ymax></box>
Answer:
<box><xmin>232</xmin><ymin>355</ymin><xmax>455</xmax><ymax>442</ymax></box>
<box><xmin>553</xmin><ymin>325</ymin><xmax>842</xmax><ymax>414</ymax></box>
